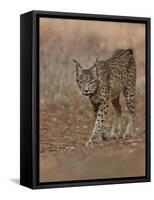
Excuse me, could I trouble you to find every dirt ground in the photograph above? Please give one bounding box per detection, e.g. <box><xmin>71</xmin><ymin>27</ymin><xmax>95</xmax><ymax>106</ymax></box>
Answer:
<box><xmin>40</xmin><ymin>95</ymin><xmax>145</xmax><ymax>182</ymax></box>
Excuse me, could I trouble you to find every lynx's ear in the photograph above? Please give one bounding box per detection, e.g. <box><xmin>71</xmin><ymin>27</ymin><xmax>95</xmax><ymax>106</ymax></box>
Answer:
<box><xmin>73</xmin><ymin>59</ymin><xmax>83</xmax><ymax>77</ymax></box>
<box><xmin>91</xmin><ymin>59</ymin><xmax>99</xmax><ymax>77</ymax></box>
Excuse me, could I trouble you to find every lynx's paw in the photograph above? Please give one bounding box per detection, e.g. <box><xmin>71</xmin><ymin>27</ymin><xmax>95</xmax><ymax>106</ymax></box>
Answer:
<box><xmin>123</xmin><ymin>115</ymin><xmax>135</xmax><ymax>139</ymax></box>
<box><xmin>123</xmin><ymin>129</ymin><xmax>134</xmax><ymax>139</ymax></box>
<box><xmin>85</xmin><ymin>131</ymin><xmax>103</xmax><ymax>147</ymax></box>
<box><xmin>109</xmin><ymin>116</ymin><xmax>122</xmax><ymax>139</ymax></box>
<box><xmin>109</xmin><ymin>129</ymin><xmax>122</xmax><ymax>139</ymax></box>
<box><xmin>85</xmin><ymin>138</ymin><xmax>94</xmax><ymax>147</ymax></box>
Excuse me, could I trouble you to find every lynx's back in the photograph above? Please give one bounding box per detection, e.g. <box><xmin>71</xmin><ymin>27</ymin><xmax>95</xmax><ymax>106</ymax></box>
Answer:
<box><xmin>97</xmin><ymin>49</ymin><xmax>136</xmax><ymax>100</ymax></box>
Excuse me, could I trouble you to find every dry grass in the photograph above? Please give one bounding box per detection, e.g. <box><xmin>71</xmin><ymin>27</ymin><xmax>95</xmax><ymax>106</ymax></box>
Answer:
<box><xmin>40</xmin><ymin>18</ymin><xmax>145</xmax><ymax>106</ymax></box>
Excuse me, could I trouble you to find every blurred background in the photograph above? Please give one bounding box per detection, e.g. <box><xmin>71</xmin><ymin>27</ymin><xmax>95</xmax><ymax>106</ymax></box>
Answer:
<box><xmin>40</xmin><ymin>18</ymin><xmax>145</xmax><ymax>106</ymax></box>
<box><xmin>39</xmin><ymin>18</ymin><xmax>146</xmax><ymax>182</ymax></box>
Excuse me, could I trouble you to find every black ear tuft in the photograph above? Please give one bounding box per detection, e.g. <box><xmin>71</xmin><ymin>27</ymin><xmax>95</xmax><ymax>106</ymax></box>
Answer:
<box><xmin>96</xmin><ymin>58</ymin><xmax>99</xmax><ymax>63</ymax></box>
<box><xmin>91</xmin><ymin>58</ymin><xmax>99</xmax><ymax>70</ymax></box>
<box><xmin>72</xmin><ymin>59</ymin><xmax>78</xmax><ymax>64</ymax></box>
<box><xmin>127</xmin><ymin>49</ymin><xmax>133</xmax><ymax>55</ymax></box>
<box><xmin>73</xmin><ymin>59</ymin><xmax>83</xmax><ymax>76</ymax></box>
<box><xmin>72</xmin><ymin>59</ymin><xmax>82</xmax><ymax>69</ymax></box>
<box><xmin>91</xmin><ymin>62</ymin><xmax>99</xmax><ymax>77</ymax></box>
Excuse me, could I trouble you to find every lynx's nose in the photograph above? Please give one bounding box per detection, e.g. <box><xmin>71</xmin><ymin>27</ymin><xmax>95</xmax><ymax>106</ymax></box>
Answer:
<box><xmin>83</xmin><ymin>89</ymin><xmax>90</xmax><ymax>95</ymax></box>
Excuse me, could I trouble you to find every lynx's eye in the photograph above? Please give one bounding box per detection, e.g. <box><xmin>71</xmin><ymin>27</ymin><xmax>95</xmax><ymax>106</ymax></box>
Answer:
<box><xmin>89</xmin><ymin>80</ymin><xmax>96</xmax><ymax>85</ymax></box>
<box><xmin>77</xmin><ymin>80</ymin><xmax>84</xmax><ymax>85</ymax></box>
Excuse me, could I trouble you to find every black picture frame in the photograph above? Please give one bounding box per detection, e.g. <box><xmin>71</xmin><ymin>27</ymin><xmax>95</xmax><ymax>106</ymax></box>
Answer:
<box><xmin>20</xmin><ymin>10</ymin><xmax>151</xmax><ymax>189</ymax></box>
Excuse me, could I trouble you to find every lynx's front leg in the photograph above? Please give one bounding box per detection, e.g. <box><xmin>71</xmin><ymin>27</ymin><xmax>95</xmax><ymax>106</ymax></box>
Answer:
<box><xmin>86</xmin><ymin>98</ymin><xmax>109</xmax><ymax>146</ymax></box>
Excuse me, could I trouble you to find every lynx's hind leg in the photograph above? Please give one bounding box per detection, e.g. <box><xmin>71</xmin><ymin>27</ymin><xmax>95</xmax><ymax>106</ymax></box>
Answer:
<box><xmin>123</xmin><ymin>85</ymin><xmax>136</xmax><ymax>139</ymax></box>
<box><xmin>110</xmin><ymin>96</ymin><xmax>122</xmax><ymax>139</ymax></box>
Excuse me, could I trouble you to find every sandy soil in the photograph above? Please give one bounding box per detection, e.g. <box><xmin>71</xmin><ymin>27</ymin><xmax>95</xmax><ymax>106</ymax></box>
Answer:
<box><xmin>40</xmin><ymin>95</ymin><xmax>145</xmax><ymax>182</ymax></box>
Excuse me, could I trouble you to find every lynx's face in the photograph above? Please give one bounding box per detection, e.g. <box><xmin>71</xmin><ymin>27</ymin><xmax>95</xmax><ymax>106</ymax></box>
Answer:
<box><xmin>73</xmin><ymin>59</ymin><xmax>98</xmax><ymax>96</ymax></box>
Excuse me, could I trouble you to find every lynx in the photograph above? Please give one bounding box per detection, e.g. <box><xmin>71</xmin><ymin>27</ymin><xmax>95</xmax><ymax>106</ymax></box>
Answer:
<box><xmin>73</xmin><ymin>49</ymin><xmax>136</xmax><ymax>146</ymax></box>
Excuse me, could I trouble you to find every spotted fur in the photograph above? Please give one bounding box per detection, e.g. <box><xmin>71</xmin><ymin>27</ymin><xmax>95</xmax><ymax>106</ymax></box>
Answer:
<box><xmin>73</xmin><ymin>49</ymin><xmax>136</xmax><ymax>145</ymax></box>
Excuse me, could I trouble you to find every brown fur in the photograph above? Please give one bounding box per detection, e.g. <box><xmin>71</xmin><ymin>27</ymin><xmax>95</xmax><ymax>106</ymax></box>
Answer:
<box><xmin>73</xmin><ymin>49</ymin><xmax>136</xmax><ymax>145</ymax></box>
